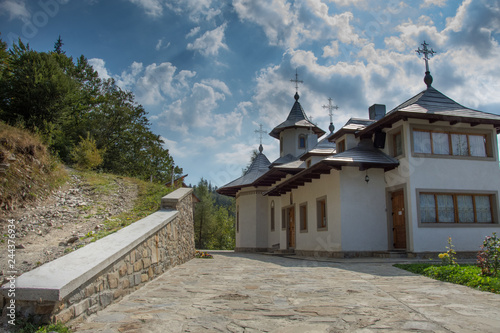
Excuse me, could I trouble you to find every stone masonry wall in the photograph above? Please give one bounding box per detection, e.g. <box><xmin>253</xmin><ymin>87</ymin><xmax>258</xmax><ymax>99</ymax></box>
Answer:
<box><xmin>4</xmin><ymin>188</ymin><xmax>195</xmax><ymax>325</ymax></box>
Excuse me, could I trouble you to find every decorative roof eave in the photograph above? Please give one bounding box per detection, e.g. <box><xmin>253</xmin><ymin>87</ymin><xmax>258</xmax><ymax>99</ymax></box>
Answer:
<box><xmin>252</xmin><ymin>166</ymin><xmax>302</xmax><ymax>187</ymax></box>
<box><xmin>263</xmin><ymin>157</ymin><xmax>399</xmax><ymax>197</ymax></box>
<box><xmin>269</xmin><ymin>124</ymin><xmax>326</xmax><ymax>139</ymax></box>
<box><xmin>358</xmin><ymin>111</ymin><xmax>500</xmax><ymax>138</ymax></box>
<box><xmin>263</xmin><ymin>162</ymin><xmax>335</xmax><ymax>197</ymax></box>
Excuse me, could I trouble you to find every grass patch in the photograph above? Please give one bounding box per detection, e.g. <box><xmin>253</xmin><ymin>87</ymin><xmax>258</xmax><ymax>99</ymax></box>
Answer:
<box><xmin>12</xmin><ymin>319</ymin><xmax>71</xmax><ymax>333</ymax></box>
<box><xmin>0</xmin><ymin>122</ymin><xmax>68</xmax><ymax>211</ymax></box>
<box><xmin>91</xmin><ymin>179</ymin><xmax>173</xmax><ymax>241</ymax></box>
<box><xmin>78</xmin><ymin>170</ymin><xmax>121</xmax><ymax>195</ymax></box>
<box><xmin>394</xmin><ymin>263</ymin><xmax>500</xmax><ymax>294</ymax></box>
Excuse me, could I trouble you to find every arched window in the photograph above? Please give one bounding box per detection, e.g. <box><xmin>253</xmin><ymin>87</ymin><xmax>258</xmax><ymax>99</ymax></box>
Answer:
<box><xmin>298</xmin><ymin>134</ymin><xmax>306</xmax><ymax>149</ymax></box>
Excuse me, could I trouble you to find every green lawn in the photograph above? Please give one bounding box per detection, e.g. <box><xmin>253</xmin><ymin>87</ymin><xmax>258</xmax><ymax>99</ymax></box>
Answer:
<box><xmin>394</xmin><ymin>263</ymin><xmax>500</xmax><ymax>294</ymax></box>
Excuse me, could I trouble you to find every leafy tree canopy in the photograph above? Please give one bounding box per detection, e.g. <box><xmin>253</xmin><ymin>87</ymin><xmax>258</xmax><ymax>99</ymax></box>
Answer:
<box><xmin>0</xmin><ymin>36</ymin><xmax>181</xmax><ymax>184</ymax></box>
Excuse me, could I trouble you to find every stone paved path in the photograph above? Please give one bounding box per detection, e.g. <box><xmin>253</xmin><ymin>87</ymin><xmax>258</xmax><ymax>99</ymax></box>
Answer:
<box><xmin>74</xmin><ymin>252</ymin><xmax>500</xmax><ymax>333</ymax></box>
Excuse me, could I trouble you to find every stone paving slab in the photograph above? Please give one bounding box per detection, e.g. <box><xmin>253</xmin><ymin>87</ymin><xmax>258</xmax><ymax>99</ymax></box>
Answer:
<box><xmin>74</xmin><ymin>252</ymin><xmax>500</xmax><ymax>333</ymax></box>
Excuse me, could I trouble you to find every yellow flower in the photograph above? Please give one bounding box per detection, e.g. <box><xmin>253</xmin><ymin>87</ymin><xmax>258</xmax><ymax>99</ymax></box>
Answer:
<box><xmin>438</xmin><ymin>253</ymin><xmax>449</xmax><ymax>259</ymax></box>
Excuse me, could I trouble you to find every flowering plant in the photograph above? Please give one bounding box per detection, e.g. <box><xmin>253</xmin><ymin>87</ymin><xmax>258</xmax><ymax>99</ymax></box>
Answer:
<box><xmin>195</xmin><ymin>250</ymin><xmax>213</xmax><ymax>259</ymax></box>
<box><xmin>477</xmin><ymin>232</ymin><xmax>500</xmax><ymax>276</ymax></box>
<box><xmin>438</xmin><ymin>237</ymin><xmax>457</xmax><ymax>266</ymax></box>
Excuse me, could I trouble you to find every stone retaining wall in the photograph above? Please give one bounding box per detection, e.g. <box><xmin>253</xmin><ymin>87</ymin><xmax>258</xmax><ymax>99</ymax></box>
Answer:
<box><xmin>1</xmin><ymin>188</ymin><xmax>195</xmax><ymax>325</ymax></box>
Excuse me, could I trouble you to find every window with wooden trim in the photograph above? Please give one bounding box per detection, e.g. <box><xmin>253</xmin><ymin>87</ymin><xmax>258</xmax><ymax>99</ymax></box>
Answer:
<box><xmin>393</xmin><ymin>131</ymin><xmax>403</xmax><ymax>157</ymax></box>
<box><xmin>299</xmin><ymin>203</ymin><xmax>307</xmax><ymax>231</ymax></box>
<box><xmin>281</xmin><ymin>208</ymin><xmax>286</xmax><ymax>229</ymax></box>
<box><xmin>337</xmin><ymin>140</ymin><xmax>345</xmax><ymax>153</ymax></box>
<box><xmin>280</xmin><ymin>137</ymin><xmax>284</xmax><ymax>154</ymax></box>
<box><xmin>298</xmin><ymin>134</ymin><xmax>306</xmax><ymax>149</ymax></box>
<box><xmin>316</xmin><ymin>197</ymin><xmax>327</xmax><ymax>230</ymax></box>
<box><xmin>413</xmin><ymin>129</ymin><xmax>489</xmax><ymax>157</ymax></box>
<box><xmin>419</xmin><ymin>192</ymin><xmax>494</xmax><ymax>223</ymax></box>
<box><xmin>270</xmin><ymin>201</ymin><xmax>275</xmax><ymax>231</ymax></box>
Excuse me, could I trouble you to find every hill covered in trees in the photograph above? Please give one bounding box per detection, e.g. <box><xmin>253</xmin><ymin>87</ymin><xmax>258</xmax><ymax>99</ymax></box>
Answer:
<box><xmin>0</xmin><ymin>35</ymin><xmax>181</xmax><ymax>182</ymax></box>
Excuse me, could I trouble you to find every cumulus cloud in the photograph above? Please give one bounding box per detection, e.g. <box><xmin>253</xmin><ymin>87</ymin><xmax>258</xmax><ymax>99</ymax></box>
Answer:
<box><xmin>421</xmin><ymin>0</ymin><xmax>447</xmax><ymax>8</ymax></box>
<box><xmin>88</xmin><ymin>58</ymin><xmax>111</xmax><ymax>79</ymax></box>
<box><xmin>187</xmin><ymin>24</ymin><xmax>228</xmax><ymax>56</ymax></box>
<box><xmin>0</xmin><ymin>0</ymin><xmax>30</xmax><ymax>20</ymax></box>
<box><xmin>128</xmin><ymin>0</ymin><xmax>163</xmax><ymax>17</ymax></box>
<box><xmin>233</xmin><ymin>0</ymin><xmax>362</xmax><ymax>49</ymax></box>
<box><xmin>445</xmin><ymin>0</ymin><xmax>500</xmax><ymax>58</ymax></box>
<box><xmin>186</xmin><ymin>26</ymin><xmax>201</xmax><ymax>38</ymax></box>
<box><xmin>165</xmin><ymin>0</ymin><xmax>222</xmax><ymax>22</ymax></box>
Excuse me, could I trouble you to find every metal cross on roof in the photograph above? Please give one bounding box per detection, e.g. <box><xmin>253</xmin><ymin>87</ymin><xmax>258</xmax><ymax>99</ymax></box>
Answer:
<box><xmin>290</xmin><ymin>69</ymin><xmax>303</xmax><ymax>93</ymax></box>
<box><xmin>254</xmin><ymin>124</ymin><xmax>266</xmax><ymax>145</ymax></box>
<box><xmin>416</xmin><ymin>41</ymin><xmax>436</xmax><ymax>73</ymax></box>
<box><xmin>322</xmin><ymin>97</ymin><xmax>339</xmax><ymax>124</ymax></box>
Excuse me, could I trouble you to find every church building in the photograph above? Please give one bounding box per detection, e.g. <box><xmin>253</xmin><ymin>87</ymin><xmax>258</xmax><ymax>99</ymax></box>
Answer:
<box><xmin>217</xmin><ymin>42</ymin><xmax>500</xmax><ymax>257</ymax></box>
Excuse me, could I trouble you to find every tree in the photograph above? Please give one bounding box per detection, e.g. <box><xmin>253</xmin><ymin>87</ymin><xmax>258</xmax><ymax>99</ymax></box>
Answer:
<box><xmin>54</xmin><ymin>35</ymin><xmax>65</xmax><ymax>54</ymax></box>
<box><xmin>0</xmin><ymin>38</ymin><xmax>181</xmax><ymax>183</ymax></box>
<box><xmin>193</xmin><ymin>178</ymin><xmax>235</xmax><ymax>250</ymax></box>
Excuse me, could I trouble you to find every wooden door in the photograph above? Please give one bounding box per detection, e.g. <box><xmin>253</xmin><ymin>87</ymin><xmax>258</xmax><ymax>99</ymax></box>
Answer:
<box><xmin>391</xmin><ymin>190</ymin><xmax>406</xmax><ymax>249</ymax></box>
<box><xmin>288</xmin><ymin>208</ymin><xmax>295</xmax><ymax>248</ymax></box>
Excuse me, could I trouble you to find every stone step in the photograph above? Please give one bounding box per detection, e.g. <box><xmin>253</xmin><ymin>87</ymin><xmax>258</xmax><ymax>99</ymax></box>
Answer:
<box><xmin>373</xmin><ymin>251</ymin><xmax>408</xmax><ymax>258</ymax></box>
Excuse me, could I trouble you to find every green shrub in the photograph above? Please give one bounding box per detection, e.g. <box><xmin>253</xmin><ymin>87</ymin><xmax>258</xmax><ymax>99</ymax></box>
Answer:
<box><xmin>70</xmin><ymin>133</ymin><xmax>103</xmax><ymax>170</ymax></box>
<box><xmin>477</xmin><ymin>232</ymin><xmax>500</xmax><ymax>276</ymax></box>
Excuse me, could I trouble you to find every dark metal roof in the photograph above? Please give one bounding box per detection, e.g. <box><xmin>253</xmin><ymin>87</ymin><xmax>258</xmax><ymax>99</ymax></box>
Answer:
<box><xmin>269</xmin><ymin>93</ymin><xmax>326</xmax><ymax>139</ymax></box>
<box><xmin>328</xmin><ymin>118</ymin><xmax>374</xmax><ymax>141</ymax></box>
<box><xmin>300</xmin><ymin>136</ymin><xmax>336</xmax><ymax>160</ymax></box>
<box><xmin>360</xmin><ymin>86</ymin><xmax>500</xmax><ymax>136</ymax></box>
<box><xmin>263</xmin><ymin>139</ymin><xmax>399</xmax><ymax>197</ymax></box>
<box><xmin>322</xmin><ymin>139</ymin><xmax>399</xmax><ymax>170</ymax></box>
<box><xmin>270</xmin><ymin>153</ymin><xmax>298</xmax><ymax>167</ymax></box>
<box><xmin>216</xmin><ymin>151</ymin><xmax>271</xmax><ymax>197</ymax></box>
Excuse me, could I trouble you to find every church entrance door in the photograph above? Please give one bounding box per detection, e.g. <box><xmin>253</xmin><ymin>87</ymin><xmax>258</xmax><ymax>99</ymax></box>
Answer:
<box><xmin>288</xmin><ymin>207</ymin><xmax>295</xmax><ymax>249</ymax></box>
<box><xmin>391</xmin><ymin>190</ymin><xmax>406</xmax><ymax>249</ymax></box>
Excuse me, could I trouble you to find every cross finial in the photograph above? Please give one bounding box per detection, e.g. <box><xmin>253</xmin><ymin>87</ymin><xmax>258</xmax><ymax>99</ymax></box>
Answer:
<box><xmin>323</xmin><ymin>97</ymin><xmax>338</xmax><ymax>133</ymax></box>
<box><xmin>290</xmin><ymin>69</ymin><xmax>303</xmax><ymax>94</ymax></box>
<box><xmin>254</xmin><ymin>124</ymin><xmax>266</xmax><ymax>146</ymax></box>
<box><xmin>322</xmin><ymin>97</ymin><xmax>339</xmax><ymax>124</ymax></box>
<box><xmin>416</xmin><ymin>41</ymin><xmax>436</xmax><ymax>87</ymax></box>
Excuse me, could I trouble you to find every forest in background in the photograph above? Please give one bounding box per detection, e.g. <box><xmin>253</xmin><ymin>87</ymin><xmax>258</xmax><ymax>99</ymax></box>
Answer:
<box><xmin>0</xmin><ymin>35</ymin><xmax>181</xmax><ymax>182</ymax></box>
<box><xmin>0</xmin><ymin>35</ymin><xmax>236</xmax><ymax>249</ymax></box>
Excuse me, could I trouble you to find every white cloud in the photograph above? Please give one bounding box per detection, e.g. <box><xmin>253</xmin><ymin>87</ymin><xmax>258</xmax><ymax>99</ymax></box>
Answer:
<box><xmin>165</xmin><ymin>0</ymin><xmax>222</xmax><ymax>22</ymax></box>
<box><xmin>0</xmin><ymin>0</ymin><xmax>30</xmax><ymax>20</ymax></box>
<box><xmin>233</xmin><ymin>0</ymin><xmax>362</xmax><ymax>48</ymax></box>
<box><xmin>160</xmin><ymin>136</ymin><xmax>190</xmax><ymax>158</ymax></box>
<box><xmin>128</xmin><ymin>0</ymin><xmax>163</xmax><ymax>17</ymax></box>
<box><xmin>88</xmin><ymin>58</ymin><xmax>111</xmax><ymax>79</ymax></box>
<box><xmin>327</xmin><ymin>0</ymin><xmax>367</xmax><ymax>7</ymax></box>
<box><xmin>186</xmin><ymin>26</ymin><xmax>200</xmax><ymax>38</ymax></box>
<box><xmin>421</xmin><ymin>0</ymin><xmax>447</xmax><ymax>8</ymax></box>
<box><xmin>186</xmin><ymin>24</ymin><xmax>228</xmax><ymax>56</ymax></box>
<box><xmin>155</xmin><ymin>38</ymin><xmax>163</xmax><ymax>50</ymax></box>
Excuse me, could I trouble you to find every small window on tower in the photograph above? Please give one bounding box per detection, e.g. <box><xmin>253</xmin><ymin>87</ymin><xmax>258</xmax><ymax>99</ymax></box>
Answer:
<box><xmin>299</xmin><ymin>135</ymin><xmax>306</xmax><ymax>149</ymax></box>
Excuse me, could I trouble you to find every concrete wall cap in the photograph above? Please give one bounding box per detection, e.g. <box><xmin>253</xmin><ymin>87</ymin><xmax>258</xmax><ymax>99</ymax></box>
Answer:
<box><xmin>1</xmin><ymin>209</ymin><xmax>178</xmax><ymax>302</ymax></box>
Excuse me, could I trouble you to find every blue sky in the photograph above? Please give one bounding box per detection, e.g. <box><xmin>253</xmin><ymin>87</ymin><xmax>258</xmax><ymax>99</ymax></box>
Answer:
<box><xmin>1</xmin><ymin>0</ymin><xmax>500</xmax><ymax>186</ymax></box>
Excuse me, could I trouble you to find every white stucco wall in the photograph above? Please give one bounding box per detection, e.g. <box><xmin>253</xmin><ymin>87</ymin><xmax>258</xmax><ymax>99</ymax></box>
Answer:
<box><xmin>281</xmin><ymin>128</ymin><xmax>319</xmax><ymax>157</ymax></box>
<box><xmin>286</xmin><ymin>170</ymin><xmax>342</xmax><ymax>252</ymax></box>
<box><xmin>382</xmin><ymin>119</ymin><xmax>500</xmax><ymax>252</ymax></box>
<box><xmin>339</xmin><ymin>167</ymin><xmax>389</xmax><ymax>252</ymax></box>
<box><xmin>235</xmin><ymin>187</ymin><xmax>268</xmax><ymax>249</ymax></box>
